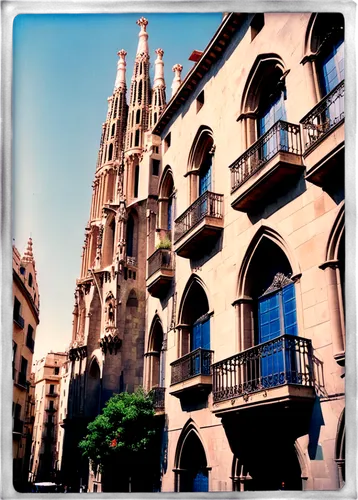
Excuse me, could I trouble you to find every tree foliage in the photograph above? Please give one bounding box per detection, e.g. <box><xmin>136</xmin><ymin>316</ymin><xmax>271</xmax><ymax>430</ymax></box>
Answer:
<box><xmin>79</xmin><ymin>388</ymin><xmax>158</xmax><ymax>473</ymax></box>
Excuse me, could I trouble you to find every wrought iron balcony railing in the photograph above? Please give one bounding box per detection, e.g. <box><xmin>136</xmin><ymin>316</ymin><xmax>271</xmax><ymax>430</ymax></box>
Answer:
<box><xmin>151</xmin><ymin>386</ymin><xmax>166</xmax><ymax>411</ymax></box>
<box><xmin>229</xmin><ymin>120</ymin><xmax>302</xmax><ymax>193</ymax></box>
<box><xmin>147</xmin><ymin>249</ymin><xmax>174</xmax><ymax>279</ymax></box>
<box><xmin>13</xmin><ymin>313</ymin><xmax>25</xmax><ymax>329</ymax></box>
<box><xmin>171</xmin><ymin>348</ymin><xmax>213</xmax><ymax>385</ymax></box>
<box><xmin>300</xmin><ymin>80</ymin><xmax>344</xmax><ymax>152</ymax></box>
<box><xmin>174</xmin><ymin>191</ymin><xmax>223</xmax><ymax>243</ymax></box>
<box><xmin>212</xmin><ymin>334</ymin><xmax>314</xmax><ymax>403</ymax></box>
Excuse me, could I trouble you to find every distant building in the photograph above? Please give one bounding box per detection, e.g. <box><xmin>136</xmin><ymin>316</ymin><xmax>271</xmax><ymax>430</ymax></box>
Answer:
<box><xmin>30</xmin><ymin>352</ymin><xmax>67</xmax><ymax>483</ymax></box>
<box><xmin>12</xmin><ymin>239</ymin><xmax>40</xmax><ymax>492</ymax></box>
<box><xmin>55</xmin><ymin>359</ymin><xmax>71</xmax><ymax>484</ymax></box>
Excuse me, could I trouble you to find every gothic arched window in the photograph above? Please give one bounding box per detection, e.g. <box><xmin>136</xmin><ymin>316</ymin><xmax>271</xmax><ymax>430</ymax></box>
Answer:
<box><xmin>134</xmin><ymin>165</ymin><xmax>139</xmax><ymax>198</ymax></box>
<box><xmin>108</xmin><ymin>143</ymin><xmax>113</xmax><ymax>161</ymax></box>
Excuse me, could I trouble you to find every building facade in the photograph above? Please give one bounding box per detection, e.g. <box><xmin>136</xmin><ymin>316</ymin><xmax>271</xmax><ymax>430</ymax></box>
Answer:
<box><xmin>30</xmin><ymin>352</ymin><xmax>67</xmax><ymax>483</ymax></box>
<box><xmin>12</xmin><ymin>239</ymin><xmax>40</xmax><ymax>491</ymax></box>
<box><xmin>61</xmin><ymin>13</ymin><xmax>345</xmax><ymax>492</ymax></box>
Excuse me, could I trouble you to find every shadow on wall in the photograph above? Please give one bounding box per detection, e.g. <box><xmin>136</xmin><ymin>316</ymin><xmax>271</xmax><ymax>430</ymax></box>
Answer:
<box><xmin>189</xmin><ymin>232</ymin><xmax>224</xmax><ymax>270</ymax></box>
<box><xmin>307</xmin><ymin>395</ymin><xmax>325</xmax><ymax>460</ymax></box>
<box><xmin>180</xmin><ymin>396</ymin><xmax>208</xmax><ymax>413</ymax></box>
<box><xmin>248</xmin><ymin>173</ymin><xmax>307</xmax><ymax>225</ymax></box>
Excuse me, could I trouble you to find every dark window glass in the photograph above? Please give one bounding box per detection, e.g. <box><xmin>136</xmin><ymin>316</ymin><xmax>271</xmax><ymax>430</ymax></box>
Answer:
<box><xmin>152</xmin><ymin>159</ymin><xmax>160</xmax><ymax>176</ymax></box>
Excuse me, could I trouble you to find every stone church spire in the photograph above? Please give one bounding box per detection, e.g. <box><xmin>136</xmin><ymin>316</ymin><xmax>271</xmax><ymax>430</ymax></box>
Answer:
<box><xmin>22</xmin><ymin>237</ymin><xmax>34</xmax><ymax>263</ymax></box>
<box><xmin>125</xmin><ymin>17</ymin><xmax>151</xmax><ymax>155</ymax></box>
<box><xmin>81</xmin><ymin>48</ymin><xmax>129</xmax><ymax>277</ymax></box>
<box><xmin>150</xmin><ymin>48</ymin><xmax>166</xmax><ymax>128</ymax></box>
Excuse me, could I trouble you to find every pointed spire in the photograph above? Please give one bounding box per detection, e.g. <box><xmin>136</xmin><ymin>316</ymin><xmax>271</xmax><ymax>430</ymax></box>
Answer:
<box><xmin>171</xmin><ymin>64</ymin><xmax>183</xmax><ymax>97</ymax></box>
<box><xmin>153</xmin><ymin>48</ymin><xmax>165</xmax><ymax>88</ymax></box>
<box><xmin>22</xmin><ymin>237</ymin><xmax>34</xmax><ymax>263</ymax></box>
<box><xmin>114</xmin><ymin>49</ymin><xmax>127</xmax><ymax>90</ymax></box>
<box><xmin>136</xmin><ymin>17</ymin><xmax>149</xmax><ymax>55</ymax></box>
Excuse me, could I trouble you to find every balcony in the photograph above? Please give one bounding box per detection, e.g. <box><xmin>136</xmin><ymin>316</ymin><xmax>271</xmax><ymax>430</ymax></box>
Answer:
<box><xmin>147</xmin><ymin>249</ymin><xmax>174</xmax><ymax>298</ymax></box>
<box><xmin>126</xmin><ymin>256</ymin><xmax>137</xmax><ymax>267</ymax></box>
<box><xmin>211</xmin><ymin>335</ymin><xmax>315</xmax><ymax>416</ymax></box>
<box><xmin>45</xmin><ymin>406</ymin><xmax>57</xmax><ymax>412</ymax></box>
<box><xmin>174</xmin><ymin>191</ymin><xmax>224</xmax><ymax>259</ymax></box>
<box><xmin>151</xmin><ymin>386</ymin><xmax>166</xmax><ymax>414</ymax></box>
<box><xmin>47</xmin><ymin>391</ymin><xmax>58</xmax><ymax>397</ymax></box>
<box><xmin>13</xmin><ymin>313</ymin><xmax>25</xmax><ymax>329</ymax></box>
<box><xmin>300</xmin><ymin>81</ymin><xmax>344</xmax><ymax>188</ymax></box>
<box><xmin>230</xmin><ymin>121</ymin><xmax>303</xmax><ymax>212</ymax></box>
<box><xmin>169</xmin><ymin>348</ymin><xmax>213</xmax><ymax>398</ymax></box>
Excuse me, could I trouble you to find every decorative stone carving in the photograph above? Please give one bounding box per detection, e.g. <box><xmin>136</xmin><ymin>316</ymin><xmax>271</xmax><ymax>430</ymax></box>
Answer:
<box><xmin>100</xmin><ymin>332</ymin><xmax>121</xmax><ymax>355</ymax></box>
<box><xmin>261</xmin><ymin>272</ymin><xmax>293</xmax><ymax>296</ymax></box>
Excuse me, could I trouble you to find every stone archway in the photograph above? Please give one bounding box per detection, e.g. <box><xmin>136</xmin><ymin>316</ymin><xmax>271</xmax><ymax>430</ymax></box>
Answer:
<box><xmin>174</xmin><ymin>422</ymin><xmax>209</xmax><ymax>492</ymax></box>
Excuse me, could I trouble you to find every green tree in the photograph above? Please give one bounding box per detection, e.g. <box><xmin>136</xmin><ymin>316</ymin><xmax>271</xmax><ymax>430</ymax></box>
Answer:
<box><xmin>79</xmin><ymin>388</ymin><xmax>159</xmax><ymax>485</ymax></box>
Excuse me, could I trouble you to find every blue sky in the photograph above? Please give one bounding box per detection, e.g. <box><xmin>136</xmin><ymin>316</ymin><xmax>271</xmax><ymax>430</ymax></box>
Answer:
<box><xmin>12</xmin><ymin>13</ymin><xmax>222</xmax><ymax>361</ymax></box>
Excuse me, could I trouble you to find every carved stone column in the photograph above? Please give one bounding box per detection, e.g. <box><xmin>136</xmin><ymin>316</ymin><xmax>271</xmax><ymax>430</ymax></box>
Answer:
<box><xmin>319</xmin><ymin>260</ymin><xmax>345</xmax><ymax>364</ymax></box>
<box><xmin>301</xmin><ymin>54</ymin><xmax>319</xmax><ymax>110</ymax></box>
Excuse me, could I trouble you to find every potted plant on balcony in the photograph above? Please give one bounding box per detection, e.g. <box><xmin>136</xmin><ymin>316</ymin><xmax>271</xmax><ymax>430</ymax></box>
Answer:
<box><xmin>155</xmin><ymin>237</ymin><xmax>171</xmax><ymax>250</ymax></box>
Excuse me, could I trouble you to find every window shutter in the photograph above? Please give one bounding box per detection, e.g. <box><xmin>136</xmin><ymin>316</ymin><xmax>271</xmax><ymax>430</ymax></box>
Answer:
<box><xmin>201</xmin><ymin>317</ymin><xmax>211</xmax><ymax>350</ymax></box>
<box><xmin>192</xmin><ymin>323</ymin><xmax>202</xmax><ymax>351</ymax></box>
<box><xmin>258</xmin><ymin>292</ymin><xmax>281</xmax><ymax>343</ymax></box>
<box><xmin>282</xmin><ymin>283</ymin><xmax>298</xmax><ymax>336</ymax></box>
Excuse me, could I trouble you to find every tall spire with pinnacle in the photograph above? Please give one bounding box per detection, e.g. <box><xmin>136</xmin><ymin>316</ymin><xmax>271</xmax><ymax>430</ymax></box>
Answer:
<box><xmin>22</xmin><ymin>237</ymin><xmax>34</xmax><ymax>263</ymax></box>
<box><xmin>150</xmin><ymin>49</ymin><xmax>166</xmax><ymax>129</ymax></box>
<box><xmin>171</xmin><ymin>64</ymin><xmax>183</xmax><ymax>97</ymax></box>
<box><xmin>125</xmin><ymin>17</ymin><xmax>151</xmax><ymax>154</ymax></box>
<box><xmin>82</xmin><ymin>48</ymin><xmax>129</xmax><ymax>276</ymax></box>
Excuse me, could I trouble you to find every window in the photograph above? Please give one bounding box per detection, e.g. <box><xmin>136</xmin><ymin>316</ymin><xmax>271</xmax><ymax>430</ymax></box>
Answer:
<box><xmin>126</xmin><ymin>214</ymin><xmax>134</xmax><ymax>257</ymax></box>
<box><xmin>49</xmin><ymin>384</ymin><xmax>55</xmax><ymax>395</ymax></box>
<box><xmin>136</xmin><ymin>109</ymin><xmax>141</xmax><ymax>124</ymax></box>
<box><xmin>18</xmin><ymin>357</ymin><xmax>28</xmax><ymax>386</ymax></box>
<box><xmin>49</xmin><ymin>400</ymin><xmax>54</xmax><ymax>410</ymax></box>
<box><xmin>20</xmin><ymin>266</ymin><xmax>25</xmax><ymax>276</ymax></box>
<box><xmin>135</xmin><ymin>130</ymin><xmax>140</xmax><ymax>147</ymax></box>
<box><xmin>199</xmin><ymin>153</ymin><xmax>212</xmax><ymax>196</ymax></box>
<box><xmin>250</xmin><ymin>13</ymin><xmax>264</xmax><ymax>41</ymax></box>
<box><xmin>108</xmin><ymin>143</ymin><xmax>113</xmax><ymax>161</ymax></box>
<box><xmin>111</xmin><ymin>123</ymin><xmax>115</xmax><ymax>137</ymax></box>
<box><xmin>12</xmin><ymin>342</ymin><xmax>17</xmax><ymax>380</ymax></box>
<box><xmin>134</xmin><ymin>165</ymin><xmax>139</xmax><ymax>198</ymax></box>
<box><xmin>152</xmin><ymin>159</ymin><xmax>160</xmax><ymax>176</ymax></box>
<box><xmin>164</xmin><ymin>132</ymin><xmax>171</xmax><ymax>152</ymax></box>
<box><xmin>14</xmin><ymin>403</ymin><xmax>21</xmax><ymax>420</ymax></box>
<box><xmin>26</xmin><ymin>325</ymin><xmax>34</xmax><ymax>351</ymax></box>
<box><xmin>196</xmin><ymin>90</ymin><xmax>204</xmax><ymax>113</ymax></box>
<box><xmin>153</xmin><ymin>146</ymin><xmax>159</xmax><ymax>154</ymax></box>
<box><xmin>28</xmin><ymin>273</ymin><xmax>33</xmax><ymax>287</ymax></box>
<box><xmin>54</xmin><ymin>367</ymin><xmax>59</xmax><ymax>375</ymax></box>
<box><xmin>13</xmin><ymin>296</ymin><xmax>21</xmax><ymax>319</ymax></box>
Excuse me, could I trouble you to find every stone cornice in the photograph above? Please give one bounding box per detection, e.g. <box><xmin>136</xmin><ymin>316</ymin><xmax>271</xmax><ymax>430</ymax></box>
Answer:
<box><xmin>153</xmin><ymin>13</ymin><xmax>244</xmax><ymax>136</ymax></box>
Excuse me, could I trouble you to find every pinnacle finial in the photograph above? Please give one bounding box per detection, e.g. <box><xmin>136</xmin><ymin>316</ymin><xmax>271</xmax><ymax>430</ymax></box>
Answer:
<box><xmin>153</xmin><ymin>48</ymin><xmax>165</xmax><ymax>88</ymax></box>
<box><xmin>171</xmin><ymin>64</ymin><xmax>183</xmax><ymax>97</ymax></box>
<box><xmin>115</xmin><ymin>49</ymin><xmax>127</xmax><ymax>89</ymax></box>
<box><xmin>155</xmin><ymin>48</ymin><xmax>164</xmax><ymax>59</ymax></box>
<box><xmin>22</xmin><ymin>237</ymin><xmax>34</xmax><ymax>263</ymax></box>
<box><xmin>136</xmin><ymin>17</ymin><xmax>148</xmax><ymax>31</ymax></box>
<box><xmin>136</xmin><ymin>17</ymin><xmax>149</xmax><ymax>55</ymax></box>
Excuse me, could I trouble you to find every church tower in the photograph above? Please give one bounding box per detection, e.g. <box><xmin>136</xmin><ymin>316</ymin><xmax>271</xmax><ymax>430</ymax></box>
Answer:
<box><xmin>62</xmin><ymin>21</ymin><xmax>157</xmax><ymax>490</ymax></box>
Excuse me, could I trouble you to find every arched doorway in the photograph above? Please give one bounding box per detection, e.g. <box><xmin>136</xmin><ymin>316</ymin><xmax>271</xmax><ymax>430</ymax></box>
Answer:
<box><xmin>176</xmin><ymin>425</ymin><xmax>209</xmax><ymax>492</ymax></box>
<box><xmin>146</xmin><ymin>316</ymin><xmax>165</xmax><ymax>391</ymax></box>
